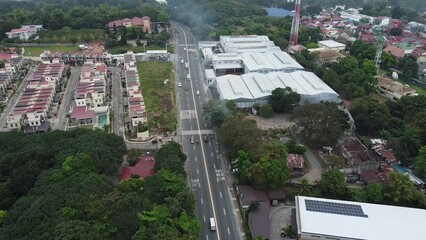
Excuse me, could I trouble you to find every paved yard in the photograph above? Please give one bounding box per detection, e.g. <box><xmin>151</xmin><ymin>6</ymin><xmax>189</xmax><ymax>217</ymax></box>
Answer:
<box><xmin>269</xmin><ymin>204</ymin><xmax>295</xmax><ymax>240</ymax></box>
<box><xmin>247</xmin><ymin>114</ymin><xmax>295</xmax><ymax>130</ymax></box>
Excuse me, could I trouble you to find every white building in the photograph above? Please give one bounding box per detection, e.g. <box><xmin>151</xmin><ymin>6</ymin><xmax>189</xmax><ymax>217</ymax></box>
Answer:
<box><xmin>212</xmin><ymin>53</ymin><xmax>244</xmax><ymax>76</ymax></box>
<box><xmin>241</xmin><ymin>51</ymin><xmax>304</xmax><ymax>74</ymax></box>
<box><xmin>295</xmin><ymin>196</ymin><xmax>426</xmax><ymax>240</ymax></box>
<box><xmin>215</xmin><ymin>71</ymin><xmax>339</xmax><ymax>108</ymax></box>
<box><xmin>220</xmin><ymin>35</ymin><xmax>281</xmax><ymax>54</ymax></box>
<box><xmin>318</xmin><ymin>40</ymin><xmax>347</xmax><ymax>52</ymax></box>
<box><xmin>5</xmin><ymin>25</ymin><xmax>43</xmax><ymax>40</ymax></box>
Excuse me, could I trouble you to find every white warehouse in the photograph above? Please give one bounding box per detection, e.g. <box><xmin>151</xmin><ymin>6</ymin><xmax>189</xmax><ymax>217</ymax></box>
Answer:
<box><xmin>295</xmin><ymin>196</ymin><xmax>426</xmax><ymax>240</ymax></box>
<box><xmin>215</xmin><ymin>71</ymin><xmax>339</xmax><ymax>108</ymax></box>
<box><xmin>219</xmin><ymin>35</ymin><xmax>281</xmax><ymax>54</ymax></box>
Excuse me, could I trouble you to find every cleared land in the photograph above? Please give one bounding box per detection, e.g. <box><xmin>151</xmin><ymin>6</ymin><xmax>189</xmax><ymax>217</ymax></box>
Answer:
<box><xmin>137</xmin><ymin>61</ymin><xmax>176</xmax><ymax>132</ymax></box>
<box><xmin>37</xmin><ymin>27</ymin><xmax>107</xmax><ymax>43</ymax></box>
<box><xmin>108</xmin><ymin>44</ymin><xmax>174</xmax><ymax>54</ymax></box>
<box><xmin>23</xmin><ymin>45</ymin><xmax>80</xmax><ymax>56</ymax></box>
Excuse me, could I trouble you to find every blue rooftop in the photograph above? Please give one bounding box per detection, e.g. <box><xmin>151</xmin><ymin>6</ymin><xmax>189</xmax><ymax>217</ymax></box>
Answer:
<box><xmin>264</xmin><ymin>8</ymin><xmax>294</xmax><ymax>18</ymax></box>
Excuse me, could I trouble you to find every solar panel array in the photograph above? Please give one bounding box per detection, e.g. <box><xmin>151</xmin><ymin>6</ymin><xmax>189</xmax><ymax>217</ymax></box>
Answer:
<box><xmin>305</xmin><ymin>199</ymin><xmax>368</xmax><ymax>218</ymax></box>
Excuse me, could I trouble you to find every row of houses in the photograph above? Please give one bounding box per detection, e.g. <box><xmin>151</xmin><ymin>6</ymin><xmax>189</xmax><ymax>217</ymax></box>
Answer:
<box><xmin>40</xmin><ymin>50</ymin><xmax>112</xmax><ymax>65</ymax></box>
<box><xmin>0</xmin><ymin>52</ymin><xmax>24</xmax><ymax>98</ymax></box>
<box><xmin>121</xmin><ymin>52</ymin><xmax>148</xmax><ymax>138</ymax></box>
<box><xmin>6</xmin><ymin>62</ymin><xmax>66</xmax><ymax>131</ymax></box>
<box><xmin>69</xmin><ymin>63</ymin><xmax>109</xmax><ymax>128</ymax></box>
<box><xmin>5</xmin><ymin>25</ymin><xmax>43</xmax><ymax>40</ymax></box>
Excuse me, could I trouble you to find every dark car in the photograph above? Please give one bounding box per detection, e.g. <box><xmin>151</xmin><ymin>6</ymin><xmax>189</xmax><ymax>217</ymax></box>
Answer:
<box><xmin>203</xmin><ymin>135</ymin><xmax>208</xmax><ymax>143</ymax></box>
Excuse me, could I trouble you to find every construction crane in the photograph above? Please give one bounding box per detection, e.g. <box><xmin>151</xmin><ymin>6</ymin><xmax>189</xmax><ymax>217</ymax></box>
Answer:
<box><xmin>289</xmin><ymin>0</ymin><xmax>301</xmax><ymax>49</ymax></box>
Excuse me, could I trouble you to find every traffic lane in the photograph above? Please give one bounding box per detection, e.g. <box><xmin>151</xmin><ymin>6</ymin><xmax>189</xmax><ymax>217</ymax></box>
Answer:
<box><xmin>184</xmin><ymin>137</ymin><xmax>217</xmax><ymax>240</ymax></box>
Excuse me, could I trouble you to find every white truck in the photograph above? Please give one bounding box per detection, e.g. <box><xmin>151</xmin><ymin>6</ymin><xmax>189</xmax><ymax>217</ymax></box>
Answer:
<box><xmin>209</xmin><ymin>218</ymin><xmax>216</xmax><ymax>231</ymax></box>
<box><xmin>185</xmin><ymin>63</ymin><xmax>189</xmax><ymax>69</ymax></box>
<box><xmin>186</xmin><ymin>73</ymin><xmax>190</xmax><ymax>81</ymax></box>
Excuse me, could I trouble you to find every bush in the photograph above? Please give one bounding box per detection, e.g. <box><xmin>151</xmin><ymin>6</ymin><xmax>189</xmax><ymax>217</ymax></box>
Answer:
<box><xmin>259</xmin><ymin>104</ymin><xmax>273</xmax><ymax>118</ymax></box>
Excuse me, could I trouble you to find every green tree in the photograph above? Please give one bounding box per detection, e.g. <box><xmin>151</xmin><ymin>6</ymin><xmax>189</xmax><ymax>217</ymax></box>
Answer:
<box><xmin>292</xmin><ymin>103</ymin><xmax>349</xmax><ymax>147</ymax></box>
<box><xmin>362</xmin><ymin>59</ymin><xmax>377</xmax><ymax>75</ymax></box>
<box><xmin>349</xmin><ymin>97</ymin><xmax>391</xmax><ymax>136</ymax></box>
<box><xmin>414</xmin><ymin>146</ymin><xmax>426</xmax><ymax>181</ymax></box>
<box><xmin>62</xmin><ymin>153</ymin><xmax>95</xmax><ymax>175</ymax></box>
<box><xmin>127</xmin><ymin>149</ymin><xmax>141</xmax><ymax>166</ymax></box>
<box><xmin>318</xmin><ymin>170</ymin><xmax>346</xmax><ymax>199</ymax></box>
<box><xmin>363</xmin><ymin>182</ymin><xmax>384</xmax><ymax>204</ymax></box>
<box><xmin>322</xmin><ymin>69</ymin><xmax>343</xmax><ymax>92</ymax></box>
<box><xmin>269</xmin><ymin>87</ymin><xmax>301</xmax><ymax>113</ymax></box>
<box><xmin>0</xmin><ymin>210</ymin><xmax>6</xmax><ymax>226</ymax></box>
<box><xmin>384</xmin><ymin>172</ymin><xmax>414</xmax><ymax>205</ymax></box>
<box><xmin>218</xmin><ymin>113</ymin><xmax>261</xmax><ymax>159</ymax></box>
<box><xmin>335</xmin><ymin>56</ymin><xmax>359</xmax><ymax>75</ymax></box>
<box><xmin>380</xmin><ymin>51</ymin><xmax>396</xmax><ymax>70</ymax></box>
<box><xmin>305</xmin><ymin>42</ymin><xmax>319</xmax><ymax>49</ymax></box>
<box><xmin>259</xmin><ymin>104</ymin><xmax>274</xmax><ymax>118</ymax></box>
<box><xmin>398</xmin><ymin>55</ymin><xmax>419</xmax><ymax>80</ymax></box>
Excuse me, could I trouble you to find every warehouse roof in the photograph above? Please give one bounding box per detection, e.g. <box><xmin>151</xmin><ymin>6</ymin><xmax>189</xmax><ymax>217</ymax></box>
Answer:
<box><xmin>296</xmin><ymin>196</ymin><xmax>426</xmax><ymax>240</ymax></box>
<box><xmin>216</xmin><ymin>74</ymin><xmax>253</xmax><ymax>101</ymax></box>
<box><xmin>220</xmin><ymin>35</ymin><xmax>281</xmax><ymax>53</ymax></box>
<box><xmin>241</xmin><ymin>51</ymin><xmax>304</xmax><ymax>72</ymax></box>
<box><xmin>318</xmin><ymin>40</ymin><xmax>347</xmax><ymax>48</ymax></box>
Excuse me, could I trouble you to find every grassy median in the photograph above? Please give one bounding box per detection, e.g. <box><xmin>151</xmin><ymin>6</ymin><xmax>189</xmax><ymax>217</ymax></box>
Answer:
<box><xmin>137</xmin><ymin>61</ymin><xmax>176</xmax><ymax>133</ymax></box>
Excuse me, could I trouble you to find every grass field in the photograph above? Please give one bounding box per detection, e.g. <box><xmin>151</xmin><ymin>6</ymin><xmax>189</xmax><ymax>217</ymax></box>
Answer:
<box><xmin>137</xmin><ymin>61</ymin><xmax>176</xmax><ymax>133</ymax></box>
<box><xmin>23</xmin><ymin>45</ymin><xmax>80</xmax><ymax>56</ymax></box>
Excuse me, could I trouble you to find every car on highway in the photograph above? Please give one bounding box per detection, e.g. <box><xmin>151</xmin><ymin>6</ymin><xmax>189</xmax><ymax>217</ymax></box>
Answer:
<box><xmin>196</xmin><ymin>90</ymin><xmax>200</xmax><ymax>95</ymax></box>
<box><xmin>180</xmin><ymin>59</ymin><xmax>184</xmax><ymax>64</ymax></box>
<box><xmin>209</xmin><ymin>218</ymin><xmax>216</xmax><ymax>231</ymax></box>
<box><xmin>183</xmin><ymin>47</ymin><xmax>186</xmax><ymax>51</ymax></box>
<box><xmin>190</xmin><ymin>136</ymin><xmax>195</xmax><ymax>144</ymax></box>
<box><xmin>178</xmin><ymin>82</ymin><xmax>182</xmax><ymax>87</ymax></box>
<box><xmin>185</xmin><ymin>86</ymin><xmax>189</xmax><ymax>91</ymax></box>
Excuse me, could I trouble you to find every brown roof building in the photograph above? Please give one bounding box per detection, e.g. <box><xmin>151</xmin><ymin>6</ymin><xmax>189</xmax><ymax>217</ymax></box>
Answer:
<box><xmin>377</xmin><ymin>76</ymin><xmax>416</xmax><ymax>101</ymax></box>
<box><xmin>107</xmin><ymin>16</ymin><xmax>151</xmax><ymax>33</ymax></box>
<box><xmin>384</xmin><ymin>45</ymin><xmax>405</xmax><ymax>59</ymax></box>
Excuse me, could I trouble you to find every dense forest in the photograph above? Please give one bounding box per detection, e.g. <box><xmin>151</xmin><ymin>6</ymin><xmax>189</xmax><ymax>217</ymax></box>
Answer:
<box><xmin>0</xmin><ymin>130</ymin><xmax>199</xmax><ymax>239</ymax></box>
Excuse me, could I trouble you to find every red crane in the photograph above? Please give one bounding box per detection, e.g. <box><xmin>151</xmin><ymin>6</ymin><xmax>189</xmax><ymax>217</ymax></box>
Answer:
<box><xmin>289</xmin><ymin>0</ymin><xmax>301</xmax><ymax>48</ymax></box>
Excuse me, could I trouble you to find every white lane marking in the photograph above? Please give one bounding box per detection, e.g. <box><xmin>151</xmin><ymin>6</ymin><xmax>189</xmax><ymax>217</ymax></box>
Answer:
<box><xmin>211</xmin><ymin>152</ymin><xmax>213</xmax><ymax>157</ymax></box>
<box><xmin>191</xmin><ymin>125</ymin><xmax>193</xmax><ymax>130</ymax></box>
<box><xmin>196</xmin><ymin>169</ymin><xmax>199</xmax><ymax>174</ymax></box>
<box><xmin>206</xmin><ymin>235</ymin><xmax>209</xmax><ymax>240</ymax></box>
<box><xmin>204</xmin><ymin>122</ymin><xmax>207</xmax><ymax>127</ymax></box>
<box><xmin>178</xmin><ymin>24</ymin><xmax>221</xmax><ymax>240</ymax></box>
<box><xmin>220</xmin><ymin>192</ymin><xmax>222</xmax><ymax>198</ymax></box>
<box><xmin>193</xmin><ymin>145</ymin><xmax>195</xmax><ymax>150</ymax></box>
<box><xmin>201</xmin><ymin>198</ymin><xmax>203</xmax><ymax>204</ymax></box>
<box><xmin>223</xmin><ymin>208</ymin><xmax>226</xmax><ymax>215</ymax></box>
<box><xmin>195</xmin><ymin>156</ymin><xmax>197</xmax><ymax>162</ymax></box>
<box><xmin>213</xmin><ymin>164</ymin><xmax>216</xmax><ymax>169</ymax></box>
<box><xmin>209</xmin><ymin>141</ymin><xmax>211</xmax><ymax>146</ymax></box>
<box><xmin>228</xmin><ymin>227</ymin><xmax>230</xmax><ymax>235</ymax></box>
<box><xmin>203</xmin><ymin>215</ymin><xmax>206</xmax><ymax>222</ymax></box>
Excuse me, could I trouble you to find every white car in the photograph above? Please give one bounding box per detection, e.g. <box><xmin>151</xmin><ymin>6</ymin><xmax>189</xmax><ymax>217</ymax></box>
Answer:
<box><xmin>184</xmin><ymin>47</ymin><xmax>186</xmax><ymax>51</ymax></box>
<box><xmin>178</xmin><ymin>82</ymin><xmax>182</xmax><ymax>87</ymax></box>
<box><xmin>196</xmin><ymin>90</ymin><xmax>200</xmax><ymax>95</ymax></box>
<box><xmin>180</xmin><ymin>59</ymin><xmax>184</xmax><ymax>64</ymax></box>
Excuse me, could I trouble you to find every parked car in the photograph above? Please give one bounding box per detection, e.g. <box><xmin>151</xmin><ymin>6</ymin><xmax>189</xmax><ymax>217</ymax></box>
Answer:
<box><xmin>190</xmin><ymin>136</ymin><xmax>195</xmax><ymax>144</ymax></box>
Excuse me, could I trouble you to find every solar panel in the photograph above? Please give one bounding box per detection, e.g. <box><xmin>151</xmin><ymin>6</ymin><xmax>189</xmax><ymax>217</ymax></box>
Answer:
<box><xmin>305</xmin><ymin>199</ymin><xmax>368</xmax><ymax>218</ymax></box>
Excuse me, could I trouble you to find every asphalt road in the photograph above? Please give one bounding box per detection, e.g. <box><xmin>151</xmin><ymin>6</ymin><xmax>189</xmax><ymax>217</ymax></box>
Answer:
<box><xmin>172</xmin><ymin>22</ymin><xmax>242</xmax><ymax>240</ymax></box>
<box><xmin>54</xmin><ymin>67</ymin><xmax>80</xmax><ymax>131</ymax></box>
<box><xmin>110</xmin><ymin>67</ymin><xmax>124</xmax><ymax>136</ymax></box>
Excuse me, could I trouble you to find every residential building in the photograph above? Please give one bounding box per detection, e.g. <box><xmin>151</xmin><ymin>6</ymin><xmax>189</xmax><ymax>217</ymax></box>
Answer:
<box><xmin>107</xmin><ymin>16</ymin><xmax>151</xmax><ymax>33</ymax></box>
<box><xmin>120</xmin><ymin>155</ymin><xmax>155</xmax><ymax>181</ymax></box>
<box><xmin>384</xmin><ymin>45</ymin><xmax>406</xmax><ymax>59</ymax></box>
<box><xmin>377</xmin><ymin>76</ymin><xmax>416</xmax><ymax>101</ymax></box>
<box><xmin>27</xmin><ymin>63</ymin><xmax>65</xmax><ymax>89</ymax></box>
<box><xmin>7</xmin><ymin>87</ymin><xmax>55</xmax><ymax>130</ymax></box>
<box><xmin>40</xmin><ymin>50</ymin><xmax>112</xmax><ymax>65</ymax></box>
<box><xmin>308</xmin><ymin>48</ymin><xmax>345</xmax><ymax>66</ymax></box>
<box><xmin>74</xmin><ymin>63</ymin><xmax>107</xmax><ymax>109</ymax></box>
<box><xmin>5</xmin><ymin>25</ymin><xmax>43</xmax><ymax>40</ymax></box>
<box><xmin>295</xmin><ymin>196</ymin><xmax>426</xmax><ymax>240</ymax></box>
<box><xmin>69</xmin><ymin>105</ymin><xmax>96</xmax><ymax>126</ymax></box>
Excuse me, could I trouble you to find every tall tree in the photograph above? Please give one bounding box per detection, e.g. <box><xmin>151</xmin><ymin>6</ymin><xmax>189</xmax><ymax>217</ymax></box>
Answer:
<box><xmin>292</xmin><ymin>103</ymin><xmax>349</xmax><ymax>147</ymax></box>
<box><xmin>318</xmin><ymin>170</ymin><xmax>347</xmax><ymax>199</ymax></box>
<box><xmin>349</xmin><ymin>97</ymin><xmax>391</xmax><ymax>136</ymax></box>
<box><xmin>269</xmin><ymin>87</ymin><xmax>301</xmax><ymax>113</ymax></box>
<box><xmin>414</xmin><ymin>146</ymin><xmax>426</xmax><ymax>181</ymax></box>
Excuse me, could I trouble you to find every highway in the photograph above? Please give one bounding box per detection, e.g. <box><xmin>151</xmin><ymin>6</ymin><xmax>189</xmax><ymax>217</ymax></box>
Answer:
<box><xmin>172</xmin><ymin>22</ymin><xmax>242</xmax><ymax>240</ymax></box>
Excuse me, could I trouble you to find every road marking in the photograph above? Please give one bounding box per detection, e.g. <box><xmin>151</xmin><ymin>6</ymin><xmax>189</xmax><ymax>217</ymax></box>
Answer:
<box><xmin>213</xmin><ymin>164</ymin><xmax>216</xmax><ymax>169</ymax></box>
<box><xmin>209</xmin><ymin>141</ymin><xmax>211</xmax><ymax>146</ymax></box>
<box><xmin>206</xmin><ymin>235</ymin><xmax>209</xmax><ymax>240</ymax></box>
<box><xmin>195</xmin><ymin>156</ymin><xmax>198</xmax><ymax>162</ymax></box>
<box><xmin>193</xmin><ymin>145</ymin><xmax>195</xmax><ymax>150</ymax></box>
<box><xmin>203</xmin><ymin>215</ymin><xmax>206</xmax><ymax>222</ymax></box>
<box><xmin>211</xmin><ymin>152</ymin><xmax>213</xmax><ymax>157</ymax></box>
<box><xmin>196</xmin><ymin>169</ymin><xmax>199</xmax><ymax>174</ymax></box>
<box><xmin>228</xmin><ymin>227</ymin><xmax>230</xmax><ymax>235</ymax></box>
<box><xmin>220</xmin><ymin>192</ymin><xmax>222</xmax><ymax>198</ymax></box>
<box><xmin>204</xmin><ymin>122</ymin><xmax>207</xmax><ymax>127</ymax></box>
<box><xmin>223</xmin><ymin>208</ymin><xmax>226</xmax><ymax>215</ymax></box>
<box><xmin>201</xmin><ymin>198</ymin><xmax>203</xmax><ymax>205</ymax></box>
<box><xmin>177</xmin><ymin>24</ymin><xmax>221</xmax><ymax>240</ymax></box>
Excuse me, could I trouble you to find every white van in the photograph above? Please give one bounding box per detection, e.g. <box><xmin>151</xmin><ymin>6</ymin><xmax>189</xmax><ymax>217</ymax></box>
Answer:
<box><xmin>209</xmin><ymin>218</ymin><xmax>216</xmax><ymax>231</ymax></box>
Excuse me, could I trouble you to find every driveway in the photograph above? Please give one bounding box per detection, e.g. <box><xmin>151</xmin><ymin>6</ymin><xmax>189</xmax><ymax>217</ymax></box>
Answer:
<box><xmin>269</xmin><ymin>204</ymin><xmax>295</xmax><ymax>240</ymax></box>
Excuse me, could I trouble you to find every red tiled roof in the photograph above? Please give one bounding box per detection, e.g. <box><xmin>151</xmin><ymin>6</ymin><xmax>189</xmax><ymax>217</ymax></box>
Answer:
<box><xmin>0</xmin><ymin>53</ymin><xmax>12</xmax><ymax>61</ymax></box>
<box><xmin>70</xmin><ymin>106</ymin><xmax>95</xmax><ymax>120</ymax></box>
<box><xmin>384</xmin><ymin>45</ymin><xmax>405</xmax><ymax>58</ymax></box>
<box><xmin>120</xmin><ymin>156</ymin><xmax>155</xmax><ymax>181</ymax></box>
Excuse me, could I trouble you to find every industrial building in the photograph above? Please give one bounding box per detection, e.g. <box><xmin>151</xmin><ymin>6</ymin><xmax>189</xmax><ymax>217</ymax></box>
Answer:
<box><xmin>215</xmin><ymin>71</ymin><xmax>339</xmax><ymax>108</ymax></box>
<box><xmin>295</xmin><ymin>196</ymin><xmax>426</xmax><ymax>240</ymax></box>
<box><xmin>219</xmin><ymin>35</ymin><xmax>281</xmax><ymax>54</ymax></box>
